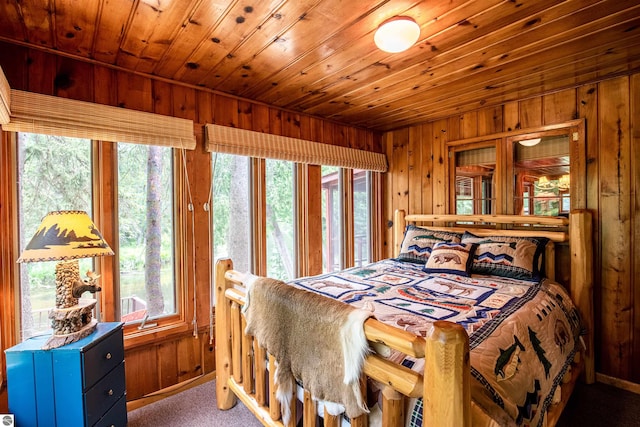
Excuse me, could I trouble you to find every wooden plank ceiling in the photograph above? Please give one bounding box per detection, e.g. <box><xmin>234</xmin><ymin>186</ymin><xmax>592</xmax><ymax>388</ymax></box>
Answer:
<box><xmin>1</xmin><ymin>0</ymin><xmax>640</xmax><ymax>132</ymax></box>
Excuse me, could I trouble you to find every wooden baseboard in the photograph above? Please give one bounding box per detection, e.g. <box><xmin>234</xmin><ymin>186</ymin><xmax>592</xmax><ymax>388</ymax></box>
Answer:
<box><xmin>126</xmin><ymin>371</ymin><xmax>217</xmax><ymax>412</ymax></box>
<box><xmin>596</xmin><ymin>372</ymin><xmax>640</xmax><ymax>395</ymax></box>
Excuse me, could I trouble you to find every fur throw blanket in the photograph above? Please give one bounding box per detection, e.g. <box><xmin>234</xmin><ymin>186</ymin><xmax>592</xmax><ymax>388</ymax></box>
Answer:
<box><xmin>242</xmin><ymin>275</ymin><xmax>372</xmax><ymax>424</ymax></box>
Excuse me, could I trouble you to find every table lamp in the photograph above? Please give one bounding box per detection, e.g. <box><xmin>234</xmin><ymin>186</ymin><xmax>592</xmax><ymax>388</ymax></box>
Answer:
<box><xmin>17</xmin><ymin>210</ymin><xmax>114</xmax><ymax>349</ymax></box>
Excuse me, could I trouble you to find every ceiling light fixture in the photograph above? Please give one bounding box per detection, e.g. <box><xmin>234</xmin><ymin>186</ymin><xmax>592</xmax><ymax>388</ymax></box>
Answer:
<box><xmin>374</xmin><ymin>16</ymin><xmax>420</xmax><ymax>53</ymax></box>
<box><xmin>518</xmin><ymin>138</ymin><xmax>542</xmax><ymax>147</ymax></box>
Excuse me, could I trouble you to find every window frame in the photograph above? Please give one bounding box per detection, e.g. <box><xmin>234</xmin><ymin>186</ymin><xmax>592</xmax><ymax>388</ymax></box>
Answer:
<box><xmin>13</xmin><ymin>132</ymin><xmax>96</xmax><ymax>341</ymax></box>
<box><xmin>505</xmin><ymin>124</ymin><xmax>584</xmax><ymax>215</ymax></box>
<box><xmin>8</xmin><ymin>134</ymin><xmax>190</xmax><ymax>347</ymax></box>
<box><xmin>114</xmin><ymin>146</ymin><xmax>189</xmax><ymax>344</ymax></box>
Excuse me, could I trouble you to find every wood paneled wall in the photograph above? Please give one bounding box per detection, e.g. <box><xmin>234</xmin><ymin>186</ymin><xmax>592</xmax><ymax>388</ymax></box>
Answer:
<box><xmin>383</xmin><ymin>76</ymin><xmax>640</xmax><ymax>384</ymax></box>
<box><xmin>0</xmin><ymin>41</ymin><xmax>380</xmax><ymax>405</ymax></box>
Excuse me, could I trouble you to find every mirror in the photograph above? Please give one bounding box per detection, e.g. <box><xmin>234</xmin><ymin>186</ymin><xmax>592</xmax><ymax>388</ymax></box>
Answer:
<box><xmin>451</xmin><ymin>142</ymin><xmax>498</xmax><ymax>215</ymax></box>
<box><xmin>446</xmin><ymin>119</ymin><xmax>583</xmax><ymax>216</ymax></box>
<box><xmin>510</xmin><ymin>133</ymin><xmax>570</xmax><ymax>216</ymax></box>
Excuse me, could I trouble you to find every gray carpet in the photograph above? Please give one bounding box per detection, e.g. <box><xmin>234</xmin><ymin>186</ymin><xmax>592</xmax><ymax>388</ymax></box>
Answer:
<box><xmin>557</xmin><ymin>381</ymin><xmax>640</xmax><ymax>427</ymax></box>
<box><xmin>128</xmin><ymin>379</ymin><xmax>640</xmax><ymax>426</ymax></box>
<box><xmin>127</xmin><ymin>380</ymin><xmax>262</xmax><ymax>427</ymax></box>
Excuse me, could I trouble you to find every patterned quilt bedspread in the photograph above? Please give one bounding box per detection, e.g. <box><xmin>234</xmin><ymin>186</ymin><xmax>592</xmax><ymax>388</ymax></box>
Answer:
<box><xmin>289</xmin><ymin>259</ymin><xmax>582</xmax><ymax>427</ymax></box>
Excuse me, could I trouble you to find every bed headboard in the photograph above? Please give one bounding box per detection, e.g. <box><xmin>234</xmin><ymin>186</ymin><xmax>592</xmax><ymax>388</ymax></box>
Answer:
<box><xmin>392</xmin><ymin>209</ymin><xmax>595</xmax><ymax>383</ymax></box>
<box><xmin>393</xmin><ymin>211</ymin><xmax>570</xmax><ymax>280</ymax></box>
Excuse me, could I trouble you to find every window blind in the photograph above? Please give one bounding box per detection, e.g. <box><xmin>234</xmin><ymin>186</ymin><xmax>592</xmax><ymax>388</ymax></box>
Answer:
<box><xmin>205</xmin><ymin>124</ymin><xmax>387</xmax><ymax>172</ymax></box>
<box><xmin>0</xmin><ymin>66</ymin><xmax>9</xmax><ymax>125</ymax></box>
<box><xmin>2</xmin><ymin>90</ymin><xmax>196</xmax><ymax>149</ymax></box>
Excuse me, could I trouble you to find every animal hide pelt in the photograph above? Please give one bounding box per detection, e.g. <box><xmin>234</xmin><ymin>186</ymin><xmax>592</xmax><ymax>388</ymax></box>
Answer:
<box><xmin>243</xmin><ymin>275</ymin><xmax>372</xmax><ymax>424</ymax></box>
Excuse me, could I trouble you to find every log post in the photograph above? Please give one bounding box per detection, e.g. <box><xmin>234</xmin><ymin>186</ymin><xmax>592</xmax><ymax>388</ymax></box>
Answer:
<box><xmin>323</xmin><ymin>408</ymin><xmax>339</xmax><ymax>427</ymax></box>
<box><xmin>424</xmin><ymin>320</ymin><xmax>470</xmax><ymax>427</ymax></box>
<box><xmin>303</xmin><ymin>390</ymin><xmax>317</xmax><ymax>427</ymax></box>
<box><xmin>269</xmin><ymin>355</ymin><xmax>281</xmax><ymax>420</ymax></box>
<box><xmin>254</xmin><ymin>342</ymin><xmax>267</xmax><ymax>405</ymax></box>
<box><xmin>569</xmin><ymin>210</ymin><xmax>595</xmax><ymax>384</ymax></box>
<box><xmin>231</xmin><ymin>301</ymin><xmax>242</xmax><ymax>383</ymax></box>
<box><xmin>242</xmin><ymin>316</ymin><xmax>253</xmax><ymax>394</ymax></box>
<box><xmin>215</xmin><ymin>258</ymin><xmax>237</xmax><ymax>410</ymax></box>
<box><xmin>381</xmin><ymin>386</ymin><xmax>405</xmax><ymax>427</ymax></box>
<box><xmin>394</xmin><ymin>209</ymin><xmax>406</xmax><ymax>258</ymax></box>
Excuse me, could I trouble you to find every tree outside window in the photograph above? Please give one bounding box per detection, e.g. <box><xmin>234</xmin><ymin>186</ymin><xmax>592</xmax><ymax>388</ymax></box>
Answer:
<box><xmin>117</xmin><ymin>143</ymin><xmax>175</xmax><ymax>322</ymax></box>
<box><xmin>266</xmin><ymin>159</ymin><xmax>295</xmax><ymax>281</ymax></box>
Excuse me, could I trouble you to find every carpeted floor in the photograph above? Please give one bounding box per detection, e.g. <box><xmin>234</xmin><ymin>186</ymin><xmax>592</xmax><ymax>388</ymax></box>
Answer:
<box><xmin>128</xmin><ymin>379</ymin><xmax>640</xmax><ymax>426</ymax></box>
<box><xmin>557</xmin><ymin>381</ymin><xmax>640</xmax><ymax>426</ymax></box>
<box><xmin>127</xmin><ymin>380</ymin><xmax>262</xmax><ymax>427</ymax></box>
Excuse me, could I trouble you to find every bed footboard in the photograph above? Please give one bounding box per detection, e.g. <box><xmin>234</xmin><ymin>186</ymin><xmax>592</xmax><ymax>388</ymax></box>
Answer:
<box><xmin>214</xmin><ymin>258</ymin><xmax>471</xmax><ymax>427</ymax></box>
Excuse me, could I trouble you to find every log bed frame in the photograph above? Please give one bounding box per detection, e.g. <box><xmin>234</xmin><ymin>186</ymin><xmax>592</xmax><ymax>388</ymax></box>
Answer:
<box><xmin>214</xmin><ymin>209</ymin><xmax>594</xmax><ymax>427</ymax></box>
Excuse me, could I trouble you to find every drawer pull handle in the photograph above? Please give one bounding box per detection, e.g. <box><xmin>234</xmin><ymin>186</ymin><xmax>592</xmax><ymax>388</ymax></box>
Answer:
<box><xmin>108</xmin><ymin>389</ymin><xmax>114</xmax><ymax>396</ymax></box>
<box><xmin>105</xmin><ymin>352</ymin><xmax>112</xmax><ymax>360</ymax></box>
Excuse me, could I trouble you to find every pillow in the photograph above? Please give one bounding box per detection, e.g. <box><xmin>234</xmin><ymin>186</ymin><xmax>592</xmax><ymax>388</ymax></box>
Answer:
<box><xmin>461</xmin><ymin>231</ymin><xmax>549</xmax><ymax>281</ymax></box>
<box><xmin>423</xmin><ymin>242</ymin><xmax>477</xmax><ymax>276</ymax></box>
<box><xmin>397</xmin><ymin>225</ymin><xmax>463</xmax><ymax>264</ymax></box>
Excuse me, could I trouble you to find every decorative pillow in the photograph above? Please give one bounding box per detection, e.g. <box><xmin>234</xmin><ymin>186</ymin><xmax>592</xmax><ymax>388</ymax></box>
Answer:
<box><xmin>423</xmin><ymin>242</ymin><xmax>477</xmax><ymax>276</ymax></box>
<box><xmin>397</xmin><ymin>225</ymin><xmax>463</xmax><ymax>264</ymax></box>
<box><xmin>461</xmin><ymin>231</ymin><xmax>549</xmax><ymax>281</ymax></box>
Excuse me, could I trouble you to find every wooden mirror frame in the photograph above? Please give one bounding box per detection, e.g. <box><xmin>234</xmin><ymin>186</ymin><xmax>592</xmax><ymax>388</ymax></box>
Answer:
<box><xmin>446</xmin><ymin>119</ymin><xmax>586</xmax><ymax>215</ymax></box>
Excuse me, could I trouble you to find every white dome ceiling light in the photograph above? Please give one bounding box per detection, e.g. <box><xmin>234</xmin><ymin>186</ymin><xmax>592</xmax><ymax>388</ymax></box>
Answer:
<box><xmin>518</xmin><ymin>138</ymin><xmax>542</xmax><ymax>147</ymax></box>
<box><xmin>374</xmin><ymin>16</ymin><xmax>420</xmax><ymax>53</ymax></box>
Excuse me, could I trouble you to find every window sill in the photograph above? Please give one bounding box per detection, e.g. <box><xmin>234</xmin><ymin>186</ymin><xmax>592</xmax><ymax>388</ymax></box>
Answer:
<box><xmin>123</xmin><ymin>319</ymin><xmax>190</xmax><ymax>350</ymax></box>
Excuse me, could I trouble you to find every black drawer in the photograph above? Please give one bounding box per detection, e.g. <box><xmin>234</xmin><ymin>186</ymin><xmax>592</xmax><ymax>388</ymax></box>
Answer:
<box><xmin>83</xmin><ymin>327</ymin><xmax>124</xmax><ymax>389</ymax></box>
<box><xmin>93</xmin><ymin>393</ymin><xmax>128</xmax><ymax>427</ymax></box>
<box><xmin>85</xmin><ymin>362</ymin><xmax>126</xmax><ymax>426</ymax></box>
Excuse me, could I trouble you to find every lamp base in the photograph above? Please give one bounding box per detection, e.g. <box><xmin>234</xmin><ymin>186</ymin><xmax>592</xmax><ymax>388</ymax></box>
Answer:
<box><xmin>42</xmin><ymin>298</ymin><xmax>98</xmax><ymax>350</ymax></box>
<box><xmin>43</xmin><ymin>319</ymin><xmax>97</xmax><ymax>350</ymax></box>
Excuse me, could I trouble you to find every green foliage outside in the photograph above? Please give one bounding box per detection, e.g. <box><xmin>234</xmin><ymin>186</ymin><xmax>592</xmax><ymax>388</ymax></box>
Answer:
<box><xmin>117</xmin><ymin>143</ymin><xmax>175</xmax><ymax>316</ymax></box>
<box><xmin>266</xmin><ymin>159</ymin><xmax>295</xmax><ymax>280</ymax></box>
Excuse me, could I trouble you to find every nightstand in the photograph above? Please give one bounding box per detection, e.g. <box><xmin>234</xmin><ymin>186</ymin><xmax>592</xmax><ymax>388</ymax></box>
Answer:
<box><xmin>5</xmin><ymin>322</ymin><xmax>127</xmax><ymax>427</ymax></box>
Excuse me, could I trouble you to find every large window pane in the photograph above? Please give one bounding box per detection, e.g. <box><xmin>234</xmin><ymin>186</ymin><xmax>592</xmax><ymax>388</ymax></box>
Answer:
<box><xmin>353</xmin><ymin>170</ymin><xmax>371</xmax><ymax>267</ymax></box>
<box><xmin>118</xmin><ymin>144</ymin><xmax>175</xmax><ymax>322</ymax></box>
<box><xmin>266</xmin><ymin>159</ymin><xmax>295</xmax><ymax>281</ymax></box>
<box><xmin>16</xmin><ymin>133</ymin><xmax>92</xmax><ymax>340</ymax></box>
<box><xmin>322</xmin><ymin>166</ymin><xmax>341</xmax><ymax>272</ymax></box>
<box><xmin>212</xmin><ymin>153</ymin><xmax>251</xmax><ymax>273</ymax></box>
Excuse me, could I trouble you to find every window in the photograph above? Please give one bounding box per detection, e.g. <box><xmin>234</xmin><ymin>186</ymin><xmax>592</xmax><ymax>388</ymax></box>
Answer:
<box><xmin>265</xmin><ymin>159</ymin><xmax>296</xmax><ymax>281</ymax></box>
<box><xmin>117</xmin><ymin>143</ymin><xmax>176</xmax><ymax>322</ymax></box>
<box><xmin>212</xmin><ymin>153</ymin><xmax>252</xmax><ymax>273</ymax></box>
<box><xmin>321</xmin><ymin>167</ymin><xmax>373</xmax><ymax>272</ymax></box>
<box><xmin>353</xmin><ymin>169</ymin><xmax>371</xmax><ymax>267</ymax></box>
<box><xmin>16</xmin><ymin>132</ymin><xmax>93</xmax><ymax>340</ymax></box>
<box><xmin>322</xmin><ymin>166</ymin><xmax>341</xmax><ymax>272</ymax></box>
